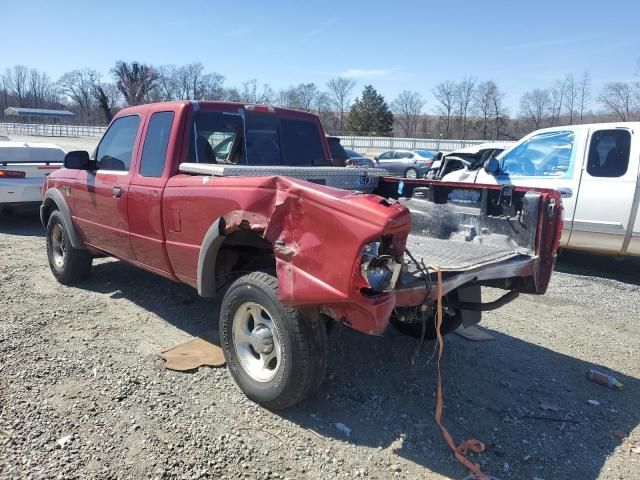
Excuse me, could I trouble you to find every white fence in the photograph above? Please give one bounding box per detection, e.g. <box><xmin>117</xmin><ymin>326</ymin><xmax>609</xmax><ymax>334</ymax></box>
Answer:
<box><xmin>337</xmin><ymin>135</ymin><xmax>497</xmax><ymax>152</ymax></box>
<box><xmin>0</xmin><ymin>121</ymin><xmax>506</xmax><ymax>152</ymax></box>
<box><xmin>0</xmin><ymin>122</ymin><xmax>106</xmax><ymax>137</ymax></box>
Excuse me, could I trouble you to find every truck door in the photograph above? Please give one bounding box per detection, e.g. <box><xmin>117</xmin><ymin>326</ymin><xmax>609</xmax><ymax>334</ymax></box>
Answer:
<box><xmin>128</xmin><ymin>111</ymin><xmax>177</xmax><ymax>276</ymax></box>
<box><xmin>73</xmin><ymin>115</ymin><xmax>142</xmax><ymax>260</ymax></box>
<box><xmin>569</xmin><ymin>127</ymin><xmax>636</xmax><ymax>253</ymax></box>
<box><xmin>474</xmin><ymin>128</ymin><xmax>586</xmax><ymax>245</ymax></box>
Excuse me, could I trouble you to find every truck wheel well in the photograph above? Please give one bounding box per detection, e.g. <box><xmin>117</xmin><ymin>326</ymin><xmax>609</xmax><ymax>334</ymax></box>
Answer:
<box><xmin>211</xmin><ymin>229</ymin><xmax>275</xmax><ymax>294</ymax></box>
<box><xmin>41</xmin><ymin>198</ymin><xmax>59</xmax><ymax>226</ymax></box>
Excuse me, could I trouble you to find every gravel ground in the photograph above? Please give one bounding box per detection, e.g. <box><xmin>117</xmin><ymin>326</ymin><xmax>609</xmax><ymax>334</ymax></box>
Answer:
<box><xmin>1</xmin><ymin>135</ymin><xmax>639</xmax><ymax>479</ymax></box>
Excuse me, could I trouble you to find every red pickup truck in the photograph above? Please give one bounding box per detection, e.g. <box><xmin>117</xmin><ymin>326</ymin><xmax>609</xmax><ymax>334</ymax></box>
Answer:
<box><xmin>41</xmin><ymin>101</ymin><xmax>562</xmax><ymax>409</ymax></box>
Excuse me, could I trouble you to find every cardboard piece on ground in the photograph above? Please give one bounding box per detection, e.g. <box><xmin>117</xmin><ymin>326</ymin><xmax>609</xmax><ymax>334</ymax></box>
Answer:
<box><xmin>160</xmin><ymin>337</ymin><xmax>225</xmax><ymax>371</ymax></box>
<box><xmin>454</xmin><ymin>325</ymin><xmax>495</xmax><ymax>341</ymax></box>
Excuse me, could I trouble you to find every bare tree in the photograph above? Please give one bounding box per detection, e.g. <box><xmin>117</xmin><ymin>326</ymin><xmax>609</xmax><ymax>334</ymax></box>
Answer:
<box><xmin>326</xmin><ymin>77</ymin><xmax>355</xmax><ymax>134</ymax></box>
<box><xmin>550</xmin><ymin>77</ymin><xmax>568</xmax><ymax>126</ymax></box>
<box><xmin>155</xmin><ymin>65</ymin><xmax>180</xmax><ymax>101</ymax></box>
<box><xmin>112</xmin><ymin>61</ymin><xmax>158</xmax><ymax>106</ymax></box>
<box><xmin>278</xmin><ymin>83</ymin><xmax>318</xmax><ymax>111</ymax></box>
<box><xmin>598</xmin><ymin>81</ymin><xmax>635</xmax><ymax>121</ymax></box>
<box><xmin>4</xmin><ymin>65</ymin><xmax>29</xmax><ymax>106</ymax></box>
<box><xmin>491</xmin><ymin>85</ymin><xmax>508</xmax><ymax>140</ymax></box>
<box><xmin>433</xmin><ymin>81</ymin><xmax>456</xmax><ymax>138</ymax></box>
<box><xmin>391</xmin><ymin>90</ymin><xmax>425</xmax><ymax>137</ymax></box>
<box><xmin>26</xmin><ymin>69</ymin><xmax>57</xmax><ymax>108</ymax></box>
<box><xmin>239</xmin><ymin>79</ymin><xmax>275</xmax><ymax>104</ymax></box>
<box><xmin>520</xmin><ymin>88</ymin><xmax>551</xmax><ymax>130</ymax></box>
<box><xmin>474</xmin><ymin>81</ymin><xmax>495</xmax><ymax>140</ymax></box>
<box><xmin>92</xmin><ymin>82</ymin><xmax>121</xmax><ymax>123</ymax></box>
<box><xmin>564</xmin><ymin>74</ymin><xmax>578</xmax><ymax>124</ymax></box>
<box><xmin>454</xmin><ymin>77</ymin><xmax>476</xmax><ymax>139</ymax></box>
<box><xmin>58</xmin><ymin>69</ymin><xmax>99</xmax><ymax>122</ymax></box>
<box><xmin>578</xmin><ymin>71</ymin><xmax>591</xmax><ymax>123</ymax></box>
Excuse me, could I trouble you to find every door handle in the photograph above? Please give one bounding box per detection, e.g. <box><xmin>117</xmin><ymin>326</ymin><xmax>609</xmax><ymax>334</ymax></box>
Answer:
<box><xmin>557</xmin><ymin>187</ymin><xmax>573</xmax><ymax>198</ymax></box>
<box><xmin>112</xmin><ymin>186</ymin><xmax>124</xmax><ymax>198</ymax></box>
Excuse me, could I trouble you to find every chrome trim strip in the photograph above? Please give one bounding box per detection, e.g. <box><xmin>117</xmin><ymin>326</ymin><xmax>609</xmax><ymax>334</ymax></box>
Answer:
<box><xmin>94</xmin><ymin>170</ymin><xmax>129</xmax><ymax>176</ymax></box>
<box><xmin>571</xmin><ymin>219</ymin><xmax>625</xmax><ymax>235</ymax></box>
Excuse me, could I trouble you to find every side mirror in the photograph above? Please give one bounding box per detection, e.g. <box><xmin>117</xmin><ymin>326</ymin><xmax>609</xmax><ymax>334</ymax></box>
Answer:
<box><xmin>374</xmin><ymin>156</ymin><xmax>378</xmax><ymax>161</ymax></box>
<box><xmin>64</xmin><ymin>150</ymin><xmax>92</xmax><ymax>170</ymax></box>
<box><xmin>484</xmin><ymin>157</ymin><xmax>500</xmax><ymax>175</ymax></box>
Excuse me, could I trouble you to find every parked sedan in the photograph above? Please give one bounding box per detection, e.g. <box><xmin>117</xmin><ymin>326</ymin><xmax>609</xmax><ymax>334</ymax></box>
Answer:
<box><xmin>374</xmin><ymin>149</ymin><xmax>434</xmax><ymax>178</ymax></box>
<box><xmin>344</xmin><ymin>148</ymin><xmax>375</xmax><ymax>168</ymax></box>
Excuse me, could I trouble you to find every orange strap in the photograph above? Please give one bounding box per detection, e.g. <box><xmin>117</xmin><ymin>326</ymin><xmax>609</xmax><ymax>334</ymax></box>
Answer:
<box><xmin>432</xmin><ymin>266</ymin><xmax>490</xmax><ymax>479</ymax></box>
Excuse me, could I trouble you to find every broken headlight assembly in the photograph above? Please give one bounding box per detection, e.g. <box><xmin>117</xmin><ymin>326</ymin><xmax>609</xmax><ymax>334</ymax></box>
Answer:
<box><xmin>360</xmin><ymin>240</ymin><xmax>402</xmax><ymax>293</ymax></box>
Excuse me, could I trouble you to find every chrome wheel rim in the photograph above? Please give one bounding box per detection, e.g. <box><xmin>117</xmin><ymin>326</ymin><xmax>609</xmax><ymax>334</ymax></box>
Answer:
<box><xmin>51</xmin><ymin>223</ymin><xmax>66</xmax><ymax>269</ymax></box>
<box><xmin>232</xmin><ymin>302</ymin><xmax>281</xmax><ymax>382</ymax></box>
<box><xmin>406</xmin><ymin>169</ymin><xmax>418</xmax><ymax>179</ymax></box>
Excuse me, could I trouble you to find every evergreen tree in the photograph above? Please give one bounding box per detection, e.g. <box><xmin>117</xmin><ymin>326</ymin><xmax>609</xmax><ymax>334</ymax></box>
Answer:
<box><xmin>346</xmin><ymin>85</ymin><xmax>394</xmax><ymax>135</ymax></box>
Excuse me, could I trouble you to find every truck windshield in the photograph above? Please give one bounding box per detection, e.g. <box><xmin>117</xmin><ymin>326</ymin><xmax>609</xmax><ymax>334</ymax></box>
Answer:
<box><xmin>498</xmin><ymin>131</ymin><xmax>575</xmax><ymax>178</ymax></box>
<box><xmin>187</xmin><ymin>111</ymin><xmax>328</xmax><ymax>166</ymax></box>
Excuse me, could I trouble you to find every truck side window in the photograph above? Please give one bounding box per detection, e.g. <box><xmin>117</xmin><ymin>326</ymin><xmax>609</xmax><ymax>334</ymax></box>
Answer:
<box><xmin>586</xmin><ymin>130</ymin><xmax>630</xmax><ymax>178</ymax></box>
<box><xmin>96</xmin><ymin>115</ymin><xmax>140</xmax><ymax>171</ymax></box>
<box><xmin>140</xmin><ymin>111</ymin><xmax>174</xmax><ymax>177</ymax></box>
<box><xmin>188</xmin><ymin>112</ymin><xmax>242</xmax><ymax>164</ymax></box>
<box><xmin>499</xmin><ymin>131</ymin><xmax>574</xmax><ymax>178</ymax></box>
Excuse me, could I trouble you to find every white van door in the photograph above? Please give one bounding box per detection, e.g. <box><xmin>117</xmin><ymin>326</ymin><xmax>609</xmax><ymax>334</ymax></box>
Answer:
<box><xmin>474</xmin><ymin>127</ymin><xmax>587</xmax><ymax>245</ymax></box>
<box><xmin>569</xmin><ymin>127</ymin><xmax>638</xmax><ymax>254</ymax></box>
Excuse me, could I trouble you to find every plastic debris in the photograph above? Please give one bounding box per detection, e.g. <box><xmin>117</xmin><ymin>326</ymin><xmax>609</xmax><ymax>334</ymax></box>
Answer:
<box><xmin>587</xmin><ymin>399</ymin><xmax>600</xmax><ymax>406</ymax></box>
<box><xmin>56</xmin><ymin>434</ymin><xmax>72</xmax><ymax>448</ymax></box>
<box><xmin>587</xmin><ymin>369</ymin><xmax>624</xmax><ymax>390</ymax></box>
<box><xmin>334</xmin><ymin>422</ymin><xmax>351</xmax><ymax>437</ymax></box>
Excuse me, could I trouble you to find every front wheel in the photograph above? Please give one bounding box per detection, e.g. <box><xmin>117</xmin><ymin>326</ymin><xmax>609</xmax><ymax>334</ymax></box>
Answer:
<box><xmin>404</xmin><ymin>167</ymin><xmax>418</xmax><ymax>179</ymax></box>
<box><xmin>46</xmin><ymin>211</ymin><xmax>92</xmax><ymax>285</ymax></box>
<box><xmin>220</xmin><ymin>272</ymin><xmax>327</xmax><ymax>410</ymax></box>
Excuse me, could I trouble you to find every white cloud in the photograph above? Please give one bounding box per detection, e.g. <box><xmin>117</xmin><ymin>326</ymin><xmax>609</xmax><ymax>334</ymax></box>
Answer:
<box><xmin>339</xmin><ymin>68</ymin><xmax>393</xmax><ymax>78</ymax></box>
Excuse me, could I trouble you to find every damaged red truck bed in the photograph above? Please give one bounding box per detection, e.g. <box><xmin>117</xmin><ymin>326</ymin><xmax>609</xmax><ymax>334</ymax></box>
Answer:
<box><xmin>41</xmin><ymin>101</ymin><xmax>562</xmax><ymax>409</ymax></box>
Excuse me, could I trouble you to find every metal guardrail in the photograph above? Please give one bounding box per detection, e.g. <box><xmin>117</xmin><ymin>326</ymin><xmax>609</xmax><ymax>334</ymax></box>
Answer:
<box><xmin>0</xmin><ymin>122</ymin><xmax>106</xmax><ymax>137</ymax></box>
<box><xmin>336</xmin><ymin>135</ymin><xmax>510</xmax><ymax>152</ymax></box>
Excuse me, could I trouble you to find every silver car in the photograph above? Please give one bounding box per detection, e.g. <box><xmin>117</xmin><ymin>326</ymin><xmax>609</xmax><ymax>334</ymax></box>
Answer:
<box><xmin>374</xmin><ymin>149</ymin><xmax>434</xmax><ymax>178</ymax></box>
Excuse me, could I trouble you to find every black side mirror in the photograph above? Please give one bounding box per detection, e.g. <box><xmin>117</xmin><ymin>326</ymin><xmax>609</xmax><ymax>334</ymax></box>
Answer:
<box><xmin>373</xmin><ymin>156</ymin><xmax>379</xmax><ymax>161</ymax></box>
<box><xmin>64</xmin><ymin>150</ymin><xmax>92</xmax><ymax>170</ymax></box>
<box><xmin>484</xmin><ymin>157</ymin><xmax>500</xmax><ymax>175</ymax></box>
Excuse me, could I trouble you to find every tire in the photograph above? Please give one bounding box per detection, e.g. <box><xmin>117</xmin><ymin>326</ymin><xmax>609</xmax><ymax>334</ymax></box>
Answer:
<box><xmin>46</xmin><ymin>210</ymin><xmax>92</xmax><ymax>285</ymax></box>
<box><xmin>390</xmin><ymin>301</ymin><xmax>462</xmax><ymax>339</ymax></box>
<box><xmin>220</xmin><ymin>271</ymin><xmax>327</xmax><ymax>410</ymax></box>
<box><xmin>404</xmin><ymin>167</ymin><xmax>418</xmax><ymax>179</ymax></box>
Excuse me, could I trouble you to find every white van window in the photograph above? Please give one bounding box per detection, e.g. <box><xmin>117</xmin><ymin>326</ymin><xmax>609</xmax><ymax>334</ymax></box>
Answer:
<box><xmin>499</xmin><ymin>131</ymin><xmax>574</xmax><ymax>178</ymax></box>
<box><xmin>586</xmin><ymin>130</ymin><xmax>630</xmax><ymax>178</ymax></box>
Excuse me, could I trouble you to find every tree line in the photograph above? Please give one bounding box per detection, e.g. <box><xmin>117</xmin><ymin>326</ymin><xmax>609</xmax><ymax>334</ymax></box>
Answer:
<box><xmin>2</xmin><ymin>60</ymin><xmax>640</xmax><ymax>140</ymax></box>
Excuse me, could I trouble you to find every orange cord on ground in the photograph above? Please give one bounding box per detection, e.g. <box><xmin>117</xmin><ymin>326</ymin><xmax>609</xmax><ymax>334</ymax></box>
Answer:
<box><xmin>432</xmin><ymin>266</ymin><xmax>490</xmax><ymax>480</ymax></box>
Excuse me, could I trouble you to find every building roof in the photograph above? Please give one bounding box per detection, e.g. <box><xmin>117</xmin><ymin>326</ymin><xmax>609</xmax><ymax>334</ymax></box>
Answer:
<box><xmin>4</xmin><ymin>107</ymin><xmax>75</xmax><ymax>118</ymax></box>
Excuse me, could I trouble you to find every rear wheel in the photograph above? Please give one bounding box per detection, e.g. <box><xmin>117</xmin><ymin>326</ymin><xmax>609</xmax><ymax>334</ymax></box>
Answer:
<box><xmin>220</xmin><ymin>272</ymin><xmax>327</xmax><ymax>410</ymax></box>
<box><xmin>404</xmin><ymin>167</ymin><xmax>418</xmax><ymax>179</ymax></box>
<box><xmin>46</xmin><ymin>211</ymin><xmax>92</xmax><ymax>284</ymax></box>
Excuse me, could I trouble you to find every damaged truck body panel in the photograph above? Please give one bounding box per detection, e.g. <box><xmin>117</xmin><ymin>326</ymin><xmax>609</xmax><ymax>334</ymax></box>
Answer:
<box><xmin>163</xmin><ymin>173</ymin><xmax>410</xmax><ymax>335</ymax></box>
<box><xmin>41</xmin><ymin>100</ymin><xmax>562</xmax><ymax>409</ymax></box>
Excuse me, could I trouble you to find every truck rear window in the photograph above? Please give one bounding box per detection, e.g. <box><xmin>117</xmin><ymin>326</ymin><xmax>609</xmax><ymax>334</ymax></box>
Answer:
<box><xmin>187</xmin><ymin>111</ymin><xmax>328</xmax><ymax>166</ymax></box>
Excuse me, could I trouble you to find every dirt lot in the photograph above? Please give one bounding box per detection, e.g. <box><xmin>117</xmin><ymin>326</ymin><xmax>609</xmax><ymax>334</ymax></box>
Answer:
<box><xmin>1</xmin><ymin>135</ymin><xmax>639</xmax><ymax>479</ymax></box>
<box><xmin>0</xmin><ymin>214</ymin><xmax>639</xmax><ymax>480</ymax></box>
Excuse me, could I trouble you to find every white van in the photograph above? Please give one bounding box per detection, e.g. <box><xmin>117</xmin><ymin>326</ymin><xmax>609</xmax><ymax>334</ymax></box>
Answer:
<box><xmin>0</xmin><ymin>142</ymin><xmax>64</xmax><ymax>213</ymax></box>
<box><xmin>441</xmin><ymin>123</ymin><xmax>640</xmax><ymax>256</ymax></box>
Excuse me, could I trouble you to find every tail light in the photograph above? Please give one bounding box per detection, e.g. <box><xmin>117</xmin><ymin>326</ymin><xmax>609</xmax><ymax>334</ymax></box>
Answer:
<box><xmin>0</xmin><ymin>169</ymin><xmax>26</xmax><ymax>178</ymax></box>
<box><xmin>245</xmin><ymin>105</ymin><xmax>275</xmax><ymax>113</ymax></box>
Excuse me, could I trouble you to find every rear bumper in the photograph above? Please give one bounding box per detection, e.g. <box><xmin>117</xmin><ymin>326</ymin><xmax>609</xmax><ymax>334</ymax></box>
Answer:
<box><xmin>394</xmin><ymin>255</ymin><xmax>539</xmax><ymax>307</ymax></box>
<box><xmin>0</xmin><ymin>178</ymin><xmax>45</xmax><ymax>205</ymax></box>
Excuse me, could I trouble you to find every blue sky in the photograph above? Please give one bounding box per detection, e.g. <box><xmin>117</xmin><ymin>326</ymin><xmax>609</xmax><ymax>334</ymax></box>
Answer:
<box><xmin>2</xmin><ymin>0</ymin><xmax>639</xmax><ymax>113</ymax></box>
